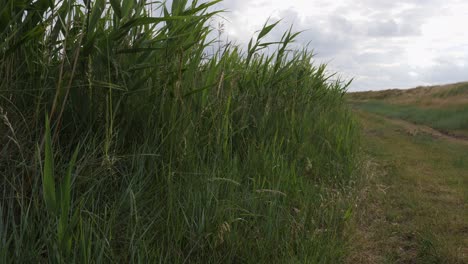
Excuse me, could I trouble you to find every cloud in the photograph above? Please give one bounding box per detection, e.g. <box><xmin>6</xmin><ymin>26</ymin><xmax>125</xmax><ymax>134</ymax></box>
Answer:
<box><xmin>423</xmin><ymin>56</ymin><xmax>468</xmax><ymax>84</ymax></box>
<box><xmin>167</xmin><ymin>0</ymin><xmax>468</xmax><ymax>90</ymax></box>
<box><xmin>367</xmin><ymin>19</ymin><xmax>421</xmax><ymax>37</ymax></box>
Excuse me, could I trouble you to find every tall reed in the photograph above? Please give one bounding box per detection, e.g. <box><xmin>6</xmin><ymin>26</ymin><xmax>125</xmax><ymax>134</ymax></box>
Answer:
<box><xmin>0</xmin><ymin>0</ymin><xmax>359</xmax><ymax>262</ymax></box>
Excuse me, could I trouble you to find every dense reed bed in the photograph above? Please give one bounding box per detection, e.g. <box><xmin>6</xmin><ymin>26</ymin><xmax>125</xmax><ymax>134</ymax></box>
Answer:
<box><xmin>0</xmin><ymin>0</ymin><xmax>359</xmax><ymax>262</ymax></box>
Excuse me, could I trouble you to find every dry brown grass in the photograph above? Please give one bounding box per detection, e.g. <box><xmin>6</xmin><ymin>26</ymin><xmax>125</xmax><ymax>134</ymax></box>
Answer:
<box><xmin>348</xmin><ymin>82</ymin><xmax>468</xmax><ymax>108</ymax></box>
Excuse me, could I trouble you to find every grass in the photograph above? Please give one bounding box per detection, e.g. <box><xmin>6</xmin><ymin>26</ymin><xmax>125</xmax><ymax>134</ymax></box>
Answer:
<box><xmin>347</xmin><ymin>111</ymin><xmax>467</xmax><ymax>263</ymax></box>
<box><xmin>347</xmin><ymin>82</ymin><xmax>468</xmax><ymax>103</ymax></box>
<box><xmin>432</xmin><ymin>83</ymin><xmax>468</xmax><ymax>98</ymax></box>
<box><xmin>0</xmin><ymin>0</ymin><xmax>359</xmax><ymax>262</ymax></box>
<box><xmin>352</xmin><ymin>101</ymin><xmax>468</xmax><ymax>136</ymax></box>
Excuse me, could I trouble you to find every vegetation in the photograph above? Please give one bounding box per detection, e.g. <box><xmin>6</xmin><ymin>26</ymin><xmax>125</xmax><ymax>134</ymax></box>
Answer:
<box><xmin>348</xmin><ymin>111</ymin><xmax>467</xmax><ymax>263</ymax></box>
<box><xmin>0</xmin><ymin>0</ymin><xmax>359</xmax><ymax>262</ymax></box>
<box><xmin>349</xmin><ymin>82</ymin><xmax>468</xmax><ymax>137</ymax></box>
<box><xmin>352</xmin><ymin>101</ymin><xmax>468</xmax><ymax>134</ymax></box>
<box><xmin>347</xmin><ymin>82</ymin><xmax>468</xmax><ymax>102</ymax></box>
<box><xmin>431</xmin><ymin>82</ymin><xmax>468</xmax><ymax>98</ymax></box>
<box><xmin>347</xmin><ymin>84</ymin><xmax>468</xmax><ymax>263</ymax></box>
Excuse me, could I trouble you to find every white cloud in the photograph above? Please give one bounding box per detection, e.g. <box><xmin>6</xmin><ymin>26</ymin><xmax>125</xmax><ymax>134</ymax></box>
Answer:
<box><xmin>211</xmin><ymin>0</ymin><xmax>468</xmax><ymax>90</ymax></box>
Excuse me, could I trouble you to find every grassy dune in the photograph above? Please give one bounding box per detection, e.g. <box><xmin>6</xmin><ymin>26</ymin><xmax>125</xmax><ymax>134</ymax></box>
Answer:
<box><xmin>0</xmin><ymin>0</ymin><xmax>359</xmax><ymax>262</ymax></box>
<box><xmin>349</xmin><ymin>82</ymin><xmax>468</xmax><ymax>137</ymax></box>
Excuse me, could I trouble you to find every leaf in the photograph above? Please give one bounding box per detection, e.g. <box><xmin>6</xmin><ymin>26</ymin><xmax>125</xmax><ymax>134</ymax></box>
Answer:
<box><xmin>184</xmin><ymin>0</ymin><xmax>222</xmax><ymax>15</ymax></box>
<box><xmin>0</xmin><ymin>1</ymin><xmax>12</xmax><ymax>34</ymax></box>
<box><xmin>171</xmin><ymin>0</ymin><xmax>188</xmax><ymax>15</ymax></box>
<box><xmin>88</xmin><ymin>0</ymin><xmax>105</xmax><ymax>34</ymax></box>
<box><xmin>343</xmin><ymin>207</ymin><xmax>353</xmax><ymax>221</ymax></box>
<box><xmin>257</xmin><ymin>41</ymin><xmax>283</xmax><ymax>47</ymax></box>
<box><xmin>109</xmin><ymin>0</ymin><xmax>122</xmax><ymax>18</ymax></box>
<box><xmin>43</xmin><ymin>115</ymin><xmax>57</xmax><ymax>214</ymax></box>
<box><xmin>112</xmin><ymin>15</ymin><xmax>198</xmax><ymax>40</ymax></box>
<box><xmin>49</xmin><ymin>0</ymin><xmax>69</xmax><ymax>45</ymax></box>
<box><xmin>183</xmin><ymin>82</ymin><xmax>216</xmax><ymax>97</ymax></box>
<box><xmin>258</xmin><ymin>20</ymin><xmax>280</xmax><ymax>40</ymax></box>
<box><xmin>121</xmin><ymin>0</ymin><xmax>135</xmax><ymax>18</ymax></box>
<box><xmin>120</xmin><ymin>16</ymin><xmax>198</xmax><ymax>29</ymax></box>
<box><xmin>60</xmin><ymin>145</ymin><xmax>79</xmax><ymax>220</ymax></box>
<box><xmin>116</xmin><ymin>47</ymin><xmax>165</xmax><ymax>54</ymax></box>
<box><xmin>58</xmin><ymin>144</ymin><xmax>80</xmax><ymax>255</ymax></box>
<box><xmin>5</xmin><ymin>24</ymin><xmax>46</xmax><ymax>55</ymax></box>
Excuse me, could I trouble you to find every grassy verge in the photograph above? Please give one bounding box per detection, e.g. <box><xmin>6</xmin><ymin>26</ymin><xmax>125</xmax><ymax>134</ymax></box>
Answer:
<box><xmin>352</xmin><ymin>101</ymin><xmax>468</xmax><ymax>136</ymax></box>
<box><xmin>0</xmin><ymin>0</ymin><xmax>359</xmax><ymax>262</ymax></box>
<box><xmin>347</xmin><ymin>111</ymin><xmax>467</xmax><ymax>263</ymax></box>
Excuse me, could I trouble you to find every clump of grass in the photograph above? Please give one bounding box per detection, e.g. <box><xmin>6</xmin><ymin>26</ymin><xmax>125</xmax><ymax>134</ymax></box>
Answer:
<box><xmin>0</xmin><ymin>0</ymin><xmax>359</xmax><ymax>262</ymax></box>
<box><xmin>432</xmin><ymin>82</ymin><xmax>468</xmax><ymax>98</ymax></box>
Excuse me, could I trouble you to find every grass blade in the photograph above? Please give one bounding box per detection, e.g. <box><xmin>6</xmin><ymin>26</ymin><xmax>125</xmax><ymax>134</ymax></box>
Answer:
<box><xmin>43</xmin><ymin>115</ymin><xmax>57</xmax><ymax>214</ymax></box>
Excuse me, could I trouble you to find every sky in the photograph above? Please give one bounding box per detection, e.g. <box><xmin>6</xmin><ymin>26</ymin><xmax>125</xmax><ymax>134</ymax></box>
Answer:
<box><xmin>205</xmin><ymin>0</ymin><xmax>468</xmax><ymax>91</ymax></box>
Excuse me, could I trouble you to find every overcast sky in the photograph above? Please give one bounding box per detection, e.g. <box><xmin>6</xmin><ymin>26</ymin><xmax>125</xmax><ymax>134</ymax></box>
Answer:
<box><xmin>205</xmin><ymin>0</ymin><xmax>468</xmax><ymax>91</ymax></box>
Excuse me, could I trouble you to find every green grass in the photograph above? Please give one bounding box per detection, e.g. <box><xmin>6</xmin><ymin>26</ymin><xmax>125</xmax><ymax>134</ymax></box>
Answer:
<box><xmin>353</xmin><ymin>101</ymin><xmax>468</xmax><ymax>134</ymax></box>
<box><xmin>348</xmin><ymin>111</ymin><xmax>468</xmax><ymax>263</ymax></box>
<box><xmin>0</xmin><ymin>0</ymin><xmax>359</xmax><ymax>263</ymax></box>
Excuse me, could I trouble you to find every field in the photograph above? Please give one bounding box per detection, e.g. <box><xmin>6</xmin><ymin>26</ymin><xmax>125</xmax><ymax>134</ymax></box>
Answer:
<box><xmin>0</xmin><ymin>0</ymin><xmax>359</xmax><ymax>263</ymax></box>
<box><xmin>348</xmin><ymin>85</ymin><xmax>468</xmax><ymax>263</ymax></box>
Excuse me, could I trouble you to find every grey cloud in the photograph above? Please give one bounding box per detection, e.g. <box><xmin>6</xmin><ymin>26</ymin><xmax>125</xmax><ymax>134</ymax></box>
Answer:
<box><xmin>355</xmin><ymin>0</ymin><xmax>442</xmax><ymax>10</ymax></box>
<box><xmin>347</xmin><ymin>64</ymin><xmax>424</xmax><ymax>90</ymax></box>
<box><xmin>367</xmin><ymin>19</ymin><xmax>421</xmax><ymax>37</ymax></box>
<box><xmin>264</xmin><ymin>9</ymin><xmax>357</xmax><ymax>58</ymax></box>
<box><xmin>423</xmin><ymin>57</ymin><xmax>468</xmax><ymax>84</ymax></box>
<box><xmin>208</xmin><ymin>0</ymin><xmax>466</xmax><ymax>90</ymax></box>
<box><xmin>216</xmin><ymin>0</ymin><xmax>250</xmax><ymax>11</ymax></box>
<box><xmin>329</xmin><ymin>16</ymin><xmax>355</xmax><ymax>34</ymax></box>
<box><xmin>355</xmin><ymin>49</ymin><xmax>402</xmax><ymax>64</ymax></box>
<box><xmin>334</xmin><ymin>0</ymin><xmax>445</xmax><ymax>38</ymax></box>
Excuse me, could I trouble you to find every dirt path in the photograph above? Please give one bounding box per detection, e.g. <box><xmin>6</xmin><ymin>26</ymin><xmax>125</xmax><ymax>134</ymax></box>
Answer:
<box><xmin>348</xmin><ymin>110</ymin><xmax>468</xmax><ymax>263</ymax></box>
